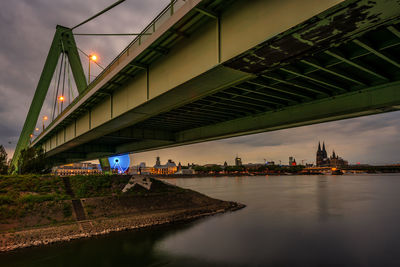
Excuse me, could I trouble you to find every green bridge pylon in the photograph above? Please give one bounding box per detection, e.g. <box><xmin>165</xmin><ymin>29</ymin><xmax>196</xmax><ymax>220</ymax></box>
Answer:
<box><xmin>11</xmin><ymin>25</ymin><xmax>87</xmax><ymax>173</ymax></box>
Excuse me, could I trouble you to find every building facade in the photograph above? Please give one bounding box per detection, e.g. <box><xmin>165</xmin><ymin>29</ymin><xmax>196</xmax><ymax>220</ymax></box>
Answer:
<box><xmin>151</xmin><ymin>157</ymin><xmax>177</xmax><ymax>175</ymax></box>
<box><xmin>289</xmin><ymin>156</ymin><xmax>297</xmax><ymax>166</ymax></box>
<box><xmin>54</xmin><ymin>162</ymin><xmax>102</xmax><ymax>176</ymax></box>
<box><xmin>316</xmin><ymin>142</ymin><xmax>348</xmax><ymax>167</ymax></box>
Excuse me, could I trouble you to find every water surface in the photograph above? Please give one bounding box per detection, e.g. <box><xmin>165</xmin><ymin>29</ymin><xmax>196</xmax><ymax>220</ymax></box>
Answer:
<box><xmin>2</xmin><ymin>174</ymin><xmax>400</xmax><ymax>266</ymax></box>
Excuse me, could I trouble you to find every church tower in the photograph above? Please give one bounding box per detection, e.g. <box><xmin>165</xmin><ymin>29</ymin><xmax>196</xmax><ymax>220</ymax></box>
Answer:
<box><xmin>322</xmin><ymin>142</ymin><xmax>328</xmax><ymax>159</ymax></box>
<box><xmin>316</xmin><ymin>142</ymin><xmax>324</xmax><ymax>166</ymax></box>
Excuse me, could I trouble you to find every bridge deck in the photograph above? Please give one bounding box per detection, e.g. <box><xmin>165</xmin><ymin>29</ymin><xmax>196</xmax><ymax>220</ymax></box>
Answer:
<box><xmin>30</xmin><ymin>0</ymin><xmax>400</xmax><ymax>165</ymax></box>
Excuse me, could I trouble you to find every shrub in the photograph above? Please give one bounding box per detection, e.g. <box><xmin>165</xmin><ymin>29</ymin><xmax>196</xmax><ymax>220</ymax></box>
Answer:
<box><xmin>20</xmin><ymin>194</ymin><xmax>57</xmax><ymax>203</ymax></box>
<box><xmin>0</xmin><ymin>195</ymin><xmax>13</xmax><ymax>205</ymax></box>
<box><xmin>62</xmin><ymin>203</ymin><xmax>72</xmax><ymax>218</ymax></box>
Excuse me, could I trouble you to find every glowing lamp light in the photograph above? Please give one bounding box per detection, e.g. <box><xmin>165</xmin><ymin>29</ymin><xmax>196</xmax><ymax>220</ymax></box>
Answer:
<box><xmin>58</xmin><ymin>96</ymin><xmax>65</xmax><ymax>101</ymax></box>
<box><xmin>30</xmin><ymin>134</ymin><xmax>33</xmax><ymax>138</ymax></box>
<box><xmin>43</xmin><ymin>116</ymin><xmax>48</xmax><ymax>121</ymax></box>
<box><xmin>90</xmin><ymin>54</ymin><xmax>97</xmax><ymax>61</ymax></box>
<box><xmin>35</xmin><ymin>128</ymin><xmax>39</xmax><ymax>131</ymax></box>
<box><xmin>331</xmin><ymin>167</ymin><xmax>337</xmax><ymax>171</ymax></box>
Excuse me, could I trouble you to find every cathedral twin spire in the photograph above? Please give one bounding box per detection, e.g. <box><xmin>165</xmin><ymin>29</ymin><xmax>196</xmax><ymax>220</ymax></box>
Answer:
<box><xmin>318</xmin><ymin>141</ymin><xmax>327</xmax><ymax>158</ymax></box>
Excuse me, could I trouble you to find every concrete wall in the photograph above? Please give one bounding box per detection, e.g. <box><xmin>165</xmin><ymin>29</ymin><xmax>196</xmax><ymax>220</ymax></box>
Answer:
<box><xmin>92</xmin><ymin>97</ymin><xmax>111</xmax><ymax>128</ymax></box>
<box><xmin>51</xmin><ymin>135</ymin><xmax>57</xmax><ymax>150</ymax></box>
<box><xmin>56</xmin><ymin>130</ymin><xmax>64</xmax><ymax>146</ymax></box>
<box><xmin>149</xmin><ymin>20</ymin><xmax>218</xmax><ymax>98</ymax></box>
<box><xmin>76</xmin><ymin>112</ymin><xmax>90</xmax><ymax>137</ymax></box>
<box><xmin>113</xmin><ymin>71</ymin><xmax>147</xmax><ymax>118</ymax></box>
<box><xmin>65</xmin><ymin>122</ymin><xmax>75</xmax><ymax>142</ymax></box>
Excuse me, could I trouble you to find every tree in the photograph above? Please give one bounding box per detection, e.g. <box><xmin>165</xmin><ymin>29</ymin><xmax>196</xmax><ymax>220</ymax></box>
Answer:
<box><xmin>18</xmin><ymin>146</ymin><xmax>50</xmax><ymax>174</ymax></box>
<box><xmin>210</xmin><ymin>165</ymin><xmax>222</xmax><ymax>173</ymax></box>
<box><xmin>0</xmin><ymin>145</ymin><xmax>8</xmax><ymax>174</ymax></box>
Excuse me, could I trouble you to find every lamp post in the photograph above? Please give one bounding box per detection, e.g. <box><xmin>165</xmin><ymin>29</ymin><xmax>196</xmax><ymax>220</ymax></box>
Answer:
<box><xmin>88</xmin><ymin>54</ymin><xmax>97</xmax><ymax>83</ymax></box>
<box><xmin>57</xmin><ymin>95</ymin><xmax>65</xmax><ymax>115</ymax></box>
<box><xmin>42</xmin><ymin>116</ymin><xmax>48</xmax><ymax>131</ymax></box>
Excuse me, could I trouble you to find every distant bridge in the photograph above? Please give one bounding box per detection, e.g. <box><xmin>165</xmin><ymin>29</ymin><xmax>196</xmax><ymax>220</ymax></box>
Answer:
<box><xmin>11</xmin><ymin>0</ymin><xmax>400</xmax><ymax>170</ymax></box>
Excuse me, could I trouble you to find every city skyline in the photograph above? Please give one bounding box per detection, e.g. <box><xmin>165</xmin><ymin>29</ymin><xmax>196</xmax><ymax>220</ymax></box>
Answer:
<box><xmin>128</xmin><ymin>112</ymin><xmax>400</xmax><ymax>166</ymax></box>
<box><xmin>1</xmin><ymin>0</ymin><xmax>399</xmax><ymax>166</ymax></box>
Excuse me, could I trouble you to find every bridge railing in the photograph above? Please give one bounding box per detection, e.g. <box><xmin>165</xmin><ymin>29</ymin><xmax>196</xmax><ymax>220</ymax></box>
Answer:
<box><xmin>88</xmin><ymin>0</ymin><xmax>186</xmax><ymax>89</ymax></box>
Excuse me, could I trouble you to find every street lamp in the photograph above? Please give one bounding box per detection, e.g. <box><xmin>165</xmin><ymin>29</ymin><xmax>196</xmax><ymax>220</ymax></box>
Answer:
<box><xmin>88</xmin><ymin>54</ymin><xmax>98</xmax><ymax>83</ymax></box>
<box><xmin>42</xmin><ymin>115</ymin><xmax>48</xmax><ymax>131</ymax></box>
<box><xmin>58</xmin><ymin>95</ymin><xmax>65</xmax><ymax>114</ymax></box>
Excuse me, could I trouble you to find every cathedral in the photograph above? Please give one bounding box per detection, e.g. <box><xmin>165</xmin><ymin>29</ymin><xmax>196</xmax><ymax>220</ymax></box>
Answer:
<box><xmin>316</xmin><ymin>142</ymin><xmax>348</xmax><ymax>167</ymax></box>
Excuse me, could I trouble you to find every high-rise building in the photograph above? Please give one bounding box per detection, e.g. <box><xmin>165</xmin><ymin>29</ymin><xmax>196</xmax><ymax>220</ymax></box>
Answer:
<box><xmin>235</xmin><ymin>155</ymin><xmax>242</xmax><ymax>166</ymax></box>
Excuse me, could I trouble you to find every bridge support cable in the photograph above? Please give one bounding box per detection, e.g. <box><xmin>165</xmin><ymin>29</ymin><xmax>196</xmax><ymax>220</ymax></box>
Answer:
<box><xmin>52</xmin><ymin>53</ymin><xmax>65</xmax><ymax>120</ymax></box>
<box><xmin>50</xmin><ymin>53</ymin><xmax>62</xmax><ymax>121</ymax></box>
<box><xmin>67</xmin><ymin>60</ymin><xmax>75</xmax><ymax>106</ymax></box>
<box><xmin>71</xmin><ymin>0</ymin><xmax>126</xmax><ymax>30</ymax></box>
<box><xmin>10</xmin><ymin>26</ymin><xmax>87</xmax><ymax>173</ymax></box>
<box><xmin>61</xmin><ymin>41</ymin><xmax>68</xmax><ymax>111</ymax></box>
<box><xmin>73</xmin><ymin>33</ymin><xmax>151</xmax><ymax>36</ymax></box>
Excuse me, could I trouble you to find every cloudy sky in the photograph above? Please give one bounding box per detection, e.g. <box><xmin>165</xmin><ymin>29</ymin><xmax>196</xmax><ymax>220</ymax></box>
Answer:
<box><xmin>0</xmin><ymin>0</ymin><xmax>399</xmax><ymax>166</ymax></box>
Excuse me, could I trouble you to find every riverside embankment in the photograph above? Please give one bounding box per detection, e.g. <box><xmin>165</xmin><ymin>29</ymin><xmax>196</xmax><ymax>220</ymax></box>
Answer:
<box><xmin>0</xmin><ymin>175</ymin><xmax>244</xmax><ymax>252</ymax></box>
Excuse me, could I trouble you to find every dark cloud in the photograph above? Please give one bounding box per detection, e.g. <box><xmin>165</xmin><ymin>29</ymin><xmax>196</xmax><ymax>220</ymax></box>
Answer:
<box><xmin>0</xmin><ymin>0</ymin><xmax>399</xmax><ymax>165</ymax></box>
<box><xmin>0</xmin><ymin>0</ymin><xmax>170</xmax><ymax>154</ymax></box>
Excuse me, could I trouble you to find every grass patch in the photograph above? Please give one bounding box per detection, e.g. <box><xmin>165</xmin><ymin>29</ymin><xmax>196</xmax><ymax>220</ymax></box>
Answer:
<box><xmin>69</xmin><ymin>175</ymin><xmax>130</xmax><ymax>198</ymax></box>
<box><xmin>0</xmin><ymin>175</ymin><xmax>68</xmax><ymax>221</ymax></box>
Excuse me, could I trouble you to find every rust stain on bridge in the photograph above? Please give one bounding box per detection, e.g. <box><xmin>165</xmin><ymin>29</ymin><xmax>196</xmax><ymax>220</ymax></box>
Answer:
<box><xmin>224</xmin><ymin>0</ymin><xmax>399</xmax><ymax>73</ymax></box>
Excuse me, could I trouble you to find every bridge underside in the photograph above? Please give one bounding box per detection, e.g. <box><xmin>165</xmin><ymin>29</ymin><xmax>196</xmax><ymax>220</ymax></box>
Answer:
<box><xmin>35</xmin><ymin>0</ymin><xmax>400</xmax><ymax>165</ymax></box>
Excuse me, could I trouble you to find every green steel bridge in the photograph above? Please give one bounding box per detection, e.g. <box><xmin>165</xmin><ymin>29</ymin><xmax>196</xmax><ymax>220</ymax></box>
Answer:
<box><xmin>11</xmin><ymin>0</ymin><xmax>400</xmax><ymax>170</ymax></box>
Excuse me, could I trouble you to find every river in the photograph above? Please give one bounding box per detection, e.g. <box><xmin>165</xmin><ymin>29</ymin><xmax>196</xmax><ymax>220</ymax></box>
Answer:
<box><xmin>1</xmin><ymin>174</ymin><xmax>400</xmax><ymax>266</ymax></box>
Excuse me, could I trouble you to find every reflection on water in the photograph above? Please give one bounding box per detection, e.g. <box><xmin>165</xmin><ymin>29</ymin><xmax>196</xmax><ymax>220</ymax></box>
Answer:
<box><xmin>2</xmin><ymin>175</ymin><xmax>400</xmax><ymax>267</ymax></box>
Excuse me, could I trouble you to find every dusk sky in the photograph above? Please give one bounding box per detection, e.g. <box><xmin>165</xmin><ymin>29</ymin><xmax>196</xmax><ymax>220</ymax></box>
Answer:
<box><xmin>1</xmin><ymin>0</ymin><xmax>399</xmax><ymax>166</ymax></box>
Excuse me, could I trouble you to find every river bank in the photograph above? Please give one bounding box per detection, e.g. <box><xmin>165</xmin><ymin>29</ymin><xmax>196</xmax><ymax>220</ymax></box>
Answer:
<box><xmin>1</xmin><ymin>202</ymin><xmax>243</xmax><ymax>252</ymax></box>
<box><xmin>0</xmin><ymin>175</ymin><xmax>244</xmax><ymax>252</ymax></box>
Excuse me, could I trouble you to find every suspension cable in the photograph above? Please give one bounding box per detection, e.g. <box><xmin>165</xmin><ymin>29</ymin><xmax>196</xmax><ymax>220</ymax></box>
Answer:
<box><xmin>73</xmin><ymin>33</ymin><xmax>150</xmax><ymax>36</ymax></box>
<box><xmin>60</xmin><ymin>40</ymin><xmax>67</xmax><ymax>111</ymax></box>
<box><xmin>52</xmin><ymin>52</ymin><xmax>65</xmax><ymax>120</ymax></box>
<box><xmin>67</xmin><ymin>60</ymin><xmax>74</xmax><ymax>104</ymax></box>
<box><xmin>51</xmin><ymin>52</ymin><xmax>62</xmax><ymax>120</ymax></box>
<box><xmin>71</xmin><ymin>0</ymin><xmax>126</xmax><ymax>30</ymax></box>
<box><xmin>61</xmin><ymin>52</ymin><xmax>67</xmax><ymax>111</ymax></box>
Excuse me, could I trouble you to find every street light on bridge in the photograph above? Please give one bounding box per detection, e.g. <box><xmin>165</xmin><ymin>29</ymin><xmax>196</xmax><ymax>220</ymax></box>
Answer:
<box><xmin>88</xmin><ymin>54</ymin><xmax>98</xmax><ymax>83</ymax></box>
<box><xmin>57</xmin><ymin>95</ymin><xmax>65</xmax><ymax>115</ymax></box>
<box><xmin>42</xmin><ymin>115</ymin><xmax>48</xmax><ymax>131</ymax></box>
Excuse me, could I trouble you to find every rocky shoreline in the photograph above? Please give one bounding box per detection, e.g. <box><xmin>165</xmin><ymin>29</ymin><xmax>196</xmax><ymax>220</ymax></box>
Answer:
<box><xmin>0</xmin><ymin>175</ymin><xmax>245</xmax><ymax>252</ymax></box>
<box><xmin>0</xmin><ymin>201</ymin><xmax>244</xmax><ymax>252</ymax></box>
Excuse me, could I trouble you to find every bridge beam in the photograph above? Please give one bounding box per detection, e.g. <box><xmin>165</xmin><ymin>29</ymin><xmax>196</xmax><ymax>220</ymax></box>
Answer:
<box><xmin>174</xmin><ymin>81</ymin><xmax>400</xmax><ymax>145</ymax></box>
<box><xmin>116</xmin><ymin>140</ymin><xmax>174</xmax><ymax>155</ymax></box>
